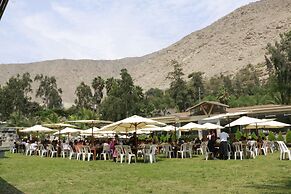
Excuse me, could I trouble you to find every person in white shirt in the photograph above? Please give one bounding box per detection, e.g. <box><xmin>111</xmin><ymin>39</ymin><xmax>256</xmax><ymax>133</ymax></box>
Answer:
<box><xmin>219</xmin><ymin>130</ymin><xmax>229</xmax><ymax>160</ymax></box>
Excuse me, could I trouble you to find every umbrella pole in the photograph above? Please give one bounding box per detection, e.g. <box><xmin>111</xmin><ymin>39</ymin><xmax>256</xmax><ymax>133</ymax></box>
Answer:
<box><xmin>135</xmin><ymin>124</ymin><xmax>137</xmax><ymax>155</ymax></box>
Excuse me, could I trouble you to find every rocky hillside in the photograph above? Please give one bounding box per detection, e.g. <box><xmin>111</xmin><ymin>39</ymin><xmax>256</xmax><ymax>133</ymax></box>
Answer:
<box><xmin>1</xmin><ymin>0</ymin><xmax>291</xmax><ymax>106</ymax></box>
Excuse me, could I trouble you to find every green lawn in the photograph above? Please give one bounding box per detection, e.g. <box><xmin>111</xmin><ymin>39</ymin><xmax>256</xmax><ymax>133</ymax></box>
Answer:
<box><xmin>0</xmin><ymin>152</ymin><xmax>290</xmax><ymax>194</ymax></box>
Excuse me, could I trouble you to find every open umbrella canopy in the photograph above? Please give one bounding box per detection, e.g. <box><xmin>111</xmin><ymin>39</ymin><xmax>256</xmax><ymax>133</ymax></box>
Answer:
<box><xmin>225</xmin><ymin>116</ymin><xmax>263</xmax><ymax>127</ymax></box>
<box><xmin>203</xmin><ymin>123</ymin><xmax>224</xmax><ymax>130</ymax></box>
<box><xmin>160</xmin><ymin>125</ymin><xmax>176</xmax><ymax>132</ymax></box>
<box><xmin>81</xmin><ymin>127</ymin><xmax>102</xmax><ymax>134</ymax></box>
<box><xmin>20</xmin><ymin>125</ymin><xmax>56</xmax><ymax>133</ymax></box>
<box><xmin>246</xmin><ymin>120</ymin><xmax>291</xmax><ymax>129</ymax></box>
<box><xmin>179</xmin><ymin>122</ymin><xmax>206</xmax><ymax>131</ymax></box>
<box><xmin>100</xmin><ymin>115</ymin><xmax>166</xmax><ymax>133</ymax></box>
<box><xmin>53</xmin><ymin>127</ymin><xmax>82</xmax><ymax>135</ymax></box>
<box><xmin>67</xmin><ymin>120</ymin><xmax>113</xmax><ymax>125</ymax></box>
<box><xmin>43</xmin><ymin>123</ymin><xmax>77</xmax><ymax>128</ymax></box>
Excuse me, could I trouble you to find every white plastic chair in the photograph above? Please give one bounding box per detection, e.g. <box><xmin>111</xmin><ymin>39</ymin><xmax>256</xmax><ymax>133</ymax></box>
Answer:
<box><xmin>144</xmin><ymin>145</ymin><xmax>157</xmax><ymax>163</ymax></box>
<box><xmin>261</xmin><ymin>141</ymin><xmax>268</xmax><ymax>156</ymax></box>
<box><xmin>100</xmin><ymin>144</ymin><xmax>111</xmax><ymax>160</ymax></box>
<box><xmin>246</xmin><ymin>141</ymin><xmax>256</xmax><ymax>159</ymax></box>
<box><xmin>277</xmin><ymin>141</ymin><xmax>291</xmax><ymax>160</ymax></box>
<box><xmin>177</xmin><ymin>143</ymin><xmax>187</xmax><ymax>159</ymax></box>
<box><xmin>267</xmin><ymin>141</ymin><xmax>274</xmax><ymax>153</ymax></box>
<box><xmin>38</xmin><ymin>144</ymin><xmax>48</xmax><ymax>157</ymax></box>
<box><xmin>233</xmin><ymin>142</ymin><xmax>243</xmax><ymax>160</ymax></box>
<box><xmin>48</xmin><ymin>144</ymin><xmax>58</xmax><ymax>158</ymax></box>
<box><xmin>123</xmin><ymin>145</ymin><xmax>136</xmax><ymax>164</ymax></box>
<box><xmin>163</xmin><ymin>144</ymin><xmax>173</xmax><ymax>158</ymax></box>
<box><xmin>61</xmin><ymin>144</ymin><xmax>70</xmax><ymax>158</ymax></box>
<box><xmin>82</xmin><ymin>146</ymin><xmax>93</xmax><ymax>161</ymax></box>
<box><xmin>186</xmin><ymin>143</ymin><xmax>193</xmax><ymax>158</ymax></box>
<box><xmin>115</xmin><ymin>145</ymin><xmax>125</xmax><ymax>163</ymax></box>
<box><xmin>69</xmin><ymin>146</ymin><xmax>76</xmax><ymax>160</ymax></box>
<box><xmin>201</xmin><ymin>143</ymin><xmax>213</xmax><ymax>160</ymax></box>
<box><xmin>76</xmin><ymin>146</ymin><xmax>83</xmax><ymax>160</ymax></box>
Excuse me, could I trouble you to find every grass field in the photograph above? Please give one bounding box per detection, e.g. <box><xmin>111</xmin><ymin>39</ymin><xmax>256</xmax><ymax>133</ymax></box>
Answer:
<box><xmin>0</xmin><ymin>152</ymin><xmax>290</xmax><ymax>194</ymax></box>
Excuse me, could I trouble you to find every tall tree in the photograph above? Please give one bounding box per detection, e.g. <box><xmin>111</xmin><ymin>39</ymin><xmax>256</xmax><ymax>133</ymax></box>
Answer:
<box><xmin>0</xmin><ymin>73</ymin><xmax>33</xmax><ymax>120</ymax></box>
<box><xmin>100</xmin><ymin>69</ymin><xmax>145</xmax><ymax>121</ymax></box>
<box><xmin>91</xmin><ymin>76</ymin><xmax>105</xmax><ymax>110</ymax></box>
<box><xmin>74</xmin><ymin>82</ymin><xmax>93</xmax><ymax>109</ymax></box>
<box><xmin>167</xmin><ymin>60</ymin><xmax>190</xmax><ymax>112</ymax></box>
<box><xmin>266</xmin><ymin>31</ymin><xmax>291</xmax><ymax>104</ymax></box>
<box><xmin>187</xmin><ymin>72</ymin><xmax>204</xmax><ymax>103</ymax></box>
<box><xmin>34</xmin><ymin>74</ymin><xmax>63</xmax><ymax>109</ymax></box>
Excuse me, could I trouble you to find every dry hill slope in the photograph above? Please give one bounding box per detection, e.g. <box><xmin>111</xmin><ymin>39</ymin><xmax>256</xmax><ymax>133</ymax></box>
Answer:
<box><xmin>1</xmin><ymin>0</ymin><xmax>291</xmax><ymax>106</ymax></box>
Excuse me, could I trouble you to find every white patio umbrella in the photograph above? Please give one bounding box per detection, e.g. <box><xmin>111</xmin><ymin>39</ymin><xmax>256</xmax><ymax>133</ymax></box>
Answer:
<box><xmin>53</xmin><ymin>127</ymin><xmax>82</xmax><ymax>141</ymax></box>
<box><xmin>81</xmin><ymin>127</ymin><xmax>102</xmax><ymax>134</ymax></box>
<box><xmin>67</xmin><ymin>119</ymin><xmax>113</xmax><ymax>144</ymax></box>
<box><xmin>100</xmin><ymin>115</ymin><xmax>165</xmax><ymax>133</ymax></box>
<box><xmin>179</xmin><ymin>122</ymin><xmax>206</xmax><ymax>132</ymax></box>
<box><xmin>20</xmin><ymin>125</ymin><xmax>55</xmax><ymax>133</ymax></box>
<box><xmin>43</xmin><ymin>123</ymin><xmax>77</xmax><ymax>143</ymax></box>
<box><xmin>225</xmin><ymin>116</ymin><xmax>263</xmax><ymax>128</ymax></box>
<box><xmin>53</xmin><ymin>127</ymin><xmax>82</xmax><ymax>135</ymax></box>
<box><xmin>160</xmin><ymin>125</ymin><xmax>176</xmax><ymax>132</ymax></box>
<box><xmin>246</xmin><ymin>120</ymin><xmax>291</xmax><ymax>129</ymax></box>
<box><xmin>203</xmin><ymin>123</ymin><xmax>224</xmax><ymax>130</ymax></box>
<box><xmin>100</xmin><ymin>115</ymin><xmax>166</xmax><ymax>150</ymax></box>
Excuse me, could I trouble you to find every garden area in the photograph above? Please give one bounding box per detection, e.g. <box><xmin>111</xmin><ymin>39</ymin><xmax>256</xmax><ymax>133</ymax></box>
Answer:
<box><xmin>0</xmin><ymin>152</ymin><xmax>290</xmax><ymax>194</ymax></box>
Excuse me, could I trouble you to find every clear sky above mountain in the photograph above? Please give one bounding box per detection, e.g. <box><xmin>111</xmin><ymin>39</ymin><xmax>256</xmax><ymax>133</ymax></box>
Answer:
<box><xmin>0</xmin><ymin>0</ymin><xmax>257</xmax><ymax>63</ymax></box>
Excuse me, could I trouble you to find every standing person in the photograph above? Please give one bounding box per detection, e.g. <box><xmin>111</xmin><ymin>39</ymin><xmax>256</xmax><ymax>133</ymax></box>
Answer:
<box><xmin>219</xmin><ymin>129</ymin><xmax>229</xmax><ymax>160</ymax></box>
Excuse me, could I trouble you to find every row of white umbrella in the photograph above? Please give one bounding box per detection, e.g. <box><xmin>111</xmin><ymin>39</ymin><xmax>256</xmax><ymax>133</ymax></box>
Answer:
<box><xmin>19</xmin><ymin>115</ymin><xmax>290</xmax><ymax>137</ymax></box>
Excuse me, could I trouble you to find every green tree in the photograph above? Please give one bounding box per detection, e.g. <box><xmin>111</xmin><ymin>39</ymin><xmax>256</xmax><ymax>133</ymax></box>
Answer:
<box><xmin>266</xmin><ymin>31</ymin><xmax>291</xmax><ymax>104</ymax></box>
<box><xmin>167</xmin><ymin>60</ymin><xmax>190</xmax><ymax>112</ymax></box>
<box><xmin>0</xmin><ymin>73</ymin><xmax>33</xmax><ymax>120</ymax></box>
<box><xmin>145</xmin><ymin>88</ymin><xmax>175</xmax><ymax>116</ymax></box>
<box><xmin>75</xmin><ymin>82</ymin><xmax>93</xmax><ymax>109</ymax></box>
<box><xmin>277</xmin><ymin>131</ymin><xmax>284</xmax><ymax>141</ymax></box>
<box><xmin>91</xmin><ymin>76</ymin><xmax>105</xmax><ymax>111</ymax></box>
<box><xmin>233</xmin><ymin>64</ymin><xmax>260</xmax><ymax>97</ymax></box>
<box><xmin>187</xmin><ymin>72</ymin><xmax>204</xmax><ymax>103</ymax></box>
<box><xmin>268</xmin><ymin>131</ymin><xmax>276</xmax><ymax>141</ymax></box>
<box><xmin>286</xmin><ymin>130</ymin><xmax>291</xmax><ymax>143</ymax></box>
<box><xmin>34</xmin><ymin>74</ymin><xmax>63</xmax><ymax>109</ymax></box>
<box><xmin>100</xmin><ymin>69</ymin><xmax>145</xmax><ymax>121</ymax></box>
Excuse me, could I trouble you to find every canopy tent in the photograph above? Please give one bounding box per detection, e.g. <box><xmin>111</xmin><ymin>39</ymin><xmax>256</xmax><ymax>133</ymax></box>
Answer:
<box><xmin>179</xmin><ymin>122</ymin><xmax>206</xmax><ymax>132</ymax></box>
<box><xmin>245</xmin><ymin>120</ymin><xmax>291</xmax><ymax>129</ymax></box>
<box><xmin>224</xmin><ymin>116</ymin><xmax>263</xmax><ymax>128</ymax></box>
<box><xmin>202</xmin><ymin>123</ymin><xmax>224</xmax><ymax>130</ymax></box>
<box><xmin>20</xmin><ymin>125</ymin><xmax>55</xmax><ymax>133</ymax></box>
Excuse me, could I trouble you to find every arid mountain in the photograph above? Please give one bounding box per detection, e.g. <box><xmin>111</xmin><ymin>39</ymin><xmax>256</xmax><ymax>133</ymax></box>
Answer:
<box><xmin>1</xmin><ymin>0</ymin><xmax>291</xmax><ymax>107</ymax></box>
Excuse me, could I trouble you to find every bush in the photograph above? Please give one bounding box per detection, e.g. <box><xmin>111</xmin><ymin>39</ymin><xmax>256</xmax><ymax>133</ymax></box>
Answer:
<box><xmin>268</xmin><ymin>131</ymin><xmax>276</xmax><ymax>141</ymax></box>
<box><xmin>277</xmin><ymin>131</ymin><xmax>284</xmax><ymax>141</ymax></box>
<box><xmin>259</xmin><ymin>131</ymin><xmax>266</xmax><ymax>140</ymax></box>
<box><xmin>251</xmin><ymin>132</ymin><xmax>258</xmax><ymax>140</ymax></box>
<box><xmin>235</xmin><ymin>130</ymin><xmax>242</xmax><ymax>141</ymax></box>
<box><xmin>286</xmin><ymin>130</ymin><xmax>291</xmax><ymax>143</ymax></box>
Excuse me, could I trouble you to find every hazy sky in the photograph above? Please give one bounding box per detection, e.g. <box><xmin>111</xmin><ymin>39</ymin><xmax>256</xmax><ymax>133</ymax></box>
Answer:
<box><xmin>0</xmin><ymin>0</ymin><xmax>257</xmax><ymax>63</ymax></box>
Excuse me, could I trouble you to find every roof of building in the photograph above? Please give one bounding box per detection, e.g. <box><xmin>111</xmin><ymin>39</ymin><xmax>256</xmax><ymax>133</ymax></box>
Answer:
<box><xmin>186</xmin><ymin>101</ymin><xmax>229</xmax><ymax>112</ymax></box>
